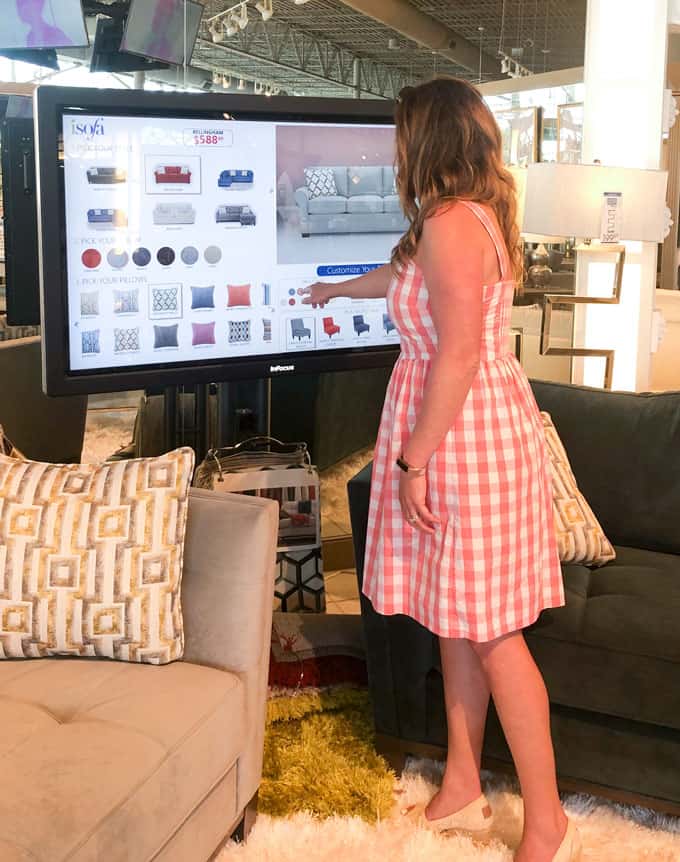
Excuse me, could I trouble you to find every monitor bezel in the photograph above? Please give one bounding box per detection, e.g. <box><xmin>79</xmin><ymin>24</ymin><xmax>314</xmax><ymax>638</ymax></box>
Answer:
<box><xmin>1</xmin><ymin>0</ymin><xmax>89</xmax><ymax>51</ymax></box>
<box><xmin>121</xmin><ymin>0</ymin><xmax>203</xmax><ymax>68</ymax></box>
<box><xmin>35</xmin><ymin>85</ymin><xmax>401</xmax><ymax>396</ymax></box>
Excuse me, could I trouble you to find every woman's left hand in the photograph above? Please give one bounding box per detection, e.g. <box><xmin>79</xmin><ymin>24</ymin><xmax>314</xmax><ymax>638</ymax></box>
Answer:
<box><xmin>399</xmin><ymin>472</ymin><xmax>440</xmax><ymax>534</ymax></box>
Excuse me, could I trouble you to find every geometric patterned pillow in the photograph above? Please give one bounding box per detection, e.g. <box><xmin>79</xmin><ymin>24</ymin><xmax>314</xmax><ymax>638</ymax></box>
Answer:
<box><xmin>114</xmin><ymin>327</ymin><xmax>140</xmax><ymax>353</ymax></box>
<box><xmin>228</xmin><ymin>320</ymin><xmax>251</xmax><ymax>343</ymax></box>
<box><xmin>0</xmin><ymin>447</ymin><xmax>195</xmax><ymax>663</ymax></box>
<box><xmin>150</xmin><ymin>284</ymin><xmax>181</xmax><ymax>318</ymax></box>
<box><xmin>541</xmin><ymin>411</ymin><xmax>616</xmax><ymax>567</ymax></box>
<box><xmin>81</xmin><ymin>330</ymin><xmax>100</xmax><ymax>355</ymax></box>
<box><xmin>304</xmin><ymin>167</ymin><xmax>337</xmax><ymax>199</ymax></box>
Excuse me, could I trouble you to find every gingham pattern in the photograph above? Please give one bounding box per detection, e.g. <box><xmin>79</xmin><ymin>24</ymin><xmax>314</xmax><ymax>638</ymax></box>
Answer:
<box><xmin>362</xmin><ymin>201</ymin><xmax>565</xmax><ymax>642</ymax></box>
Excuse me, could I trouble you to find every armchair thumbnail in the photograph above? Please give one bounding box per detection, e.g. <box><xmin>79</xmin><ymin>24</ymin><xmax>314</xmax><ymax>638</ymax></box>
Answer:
<box><xmin>323</xmin><ymin>317</ymin><xmax>340</xmax><ymax>338</ymax></box>
<box><xmin>353</xmin><ymin>314</ymin><xmax>370</xmax><ymax>336</ymax></box>
<box><xmin>383</xmin><ymin>314</ymin><xmax>396</xmax><ymax>334</ymax></box>
<box><xmin>291</xmin><ymin>318</ymin><xmax>312</xmax><ymax>340</ymax></box>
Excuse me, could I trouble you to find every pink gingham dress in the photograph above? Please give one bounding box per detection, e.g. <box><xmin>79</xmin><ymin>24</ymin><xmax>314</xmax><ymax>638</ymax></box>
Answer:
<box><xmin>362</xmin><ymin>200</ymin><xmax>565</xmax><ymax>642</ymax></box>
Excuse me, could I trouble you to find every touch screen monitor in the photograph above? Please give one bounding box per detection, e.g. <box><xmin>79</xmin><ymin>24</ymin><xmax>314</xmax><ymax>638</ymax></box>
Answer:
<box><xmin>121</xmin><ymin>0</ymin><xmax>203</xmax><ymax>66</ymax></box>
<box><xmin>0</xmin><ymin>0</ymin><xmax>88</xmax><ymax>50</ymax></box>
<box><xmin>35</xmin><ymin>87</ymin><xmax>404</xmax><ymax>395</ymax></box>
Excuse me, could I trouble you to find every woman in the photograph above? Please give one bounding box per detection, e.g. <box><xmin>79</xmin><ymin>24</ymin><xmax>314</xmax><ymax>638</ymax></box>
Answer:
<box><xmin>302</xmin><ymin>78</ymin><xmax>580</xmax><ymax>862</ymax></box>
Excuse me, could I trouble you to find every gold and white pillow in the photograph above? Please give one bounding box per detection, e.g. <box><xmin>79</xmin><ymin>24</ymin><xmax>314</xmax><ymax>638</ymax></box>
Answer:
<box><xmin>542</xmin><ymin>412</ymin><xmax>616</xmax><ymax>567</ymax></box>
<box><xmin>0</xmin><ymin>444</ymin><xmax>194</xmax><ymax>664</ymax></box>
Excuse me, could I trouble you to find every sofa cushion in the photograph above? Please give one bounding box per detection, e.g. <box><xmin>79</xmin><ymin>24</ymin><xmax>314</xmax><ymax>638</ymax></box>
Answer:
<box><xmin>383</xmin><ymin>194</ymin><xmax>402</xmax><ymax>214</ymax></box>
<box><xmin>524</xmin><ymin>544</ymin><xmax>680</xmax><ymax>730</ymax></box>
<box><xmin>0</xmin><ymin>659</ymin><xmax>243</xmax><ymax>862</ymax></box>
<box><xmin>530</xmin><ymin>379</ymin><xmax>680</xmax><ymax>555</ymax></box>
<box><xmin>347</xmin><ymin>166</ymin><xmax>383</xmax><ymax>197</ymax></box>
<box><xmin>0</xmin><ymin>447</ymin><xmax>194</xmax><ymax>664</ymax></box>
<box><xmin>308</xmin><ymin>195</ymin><xmax>348</xmax><ymax>215</ymax></box>
<box><xmin>347</xmin><ymin>195</ymin><xmax>384</xmax><ymax>214</ymax></box>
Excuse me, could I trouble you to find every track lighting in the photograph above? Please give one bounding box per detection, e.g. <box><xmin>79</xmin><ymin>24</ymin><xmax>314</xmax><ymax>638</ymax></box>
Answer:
<box><xmin>208</xmin><ymin>21</ymin><xmax>225</xmax><ymax>42</ymax></box>
<box><xmin>237</xmin><ymin>2</ymin><xmax>249</xmax><ymax>29</ymax></box>
<box><xmin>255</xmin><ymin>0</ymin><xmax>273</xmax><ymax>21</ymax></box>
<box><xmin>223</xmin><ymin>75</ymin><xmax>232</xmax><ymax>89</ymax></box>
<box><xmin>293</xmin><ymin>0</ymin><xmax>312</xmax><ymax>5</ymax></box>
<box><xmin>254</xmin><ymin>81</ymin><xmax>264</xmax><ymax>95</ymax></box>
<box><xmin>237</xmin><ymin>78</ymin><xmax>246</xmax><ymax>90</ymax></box>
<box><xmin>224</xmin><ymin>14</ymin><xmax>240</xmax><ymax>36</ymax></box>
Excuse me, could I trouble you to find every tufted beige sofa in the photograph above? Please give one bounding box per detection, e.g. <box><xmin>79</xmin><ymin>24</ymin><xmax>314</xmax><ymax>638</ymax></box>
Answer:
<box><xmin>0</xmin><ymin>488</ymin><xmax>278</xmax><ymax>862</ymax></box>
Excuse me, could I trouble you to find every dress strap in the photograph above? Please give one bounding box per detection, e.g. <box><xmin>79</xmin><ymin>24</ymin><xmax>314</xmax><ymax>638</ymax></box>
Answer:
<box><xmin>458</xmin><ymin>200</ymin><xmax>513</xmax><ymax>283</ymax></box>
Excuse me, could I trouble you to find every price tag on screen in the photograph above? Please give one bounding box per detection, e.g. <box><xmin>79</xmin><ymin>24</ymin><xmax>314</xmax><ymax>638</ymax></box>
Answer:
<box><xmin>183</xmin><ymin>128</ymin><xmax>233</xmax><ymax>147</ymax></box>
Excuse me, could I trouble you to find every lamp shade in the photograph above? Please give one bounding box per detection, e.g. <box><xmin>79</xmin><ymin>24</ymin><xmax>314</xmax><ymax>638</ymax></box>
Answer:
<box><xmin>522</xmin><ymin>162</ymin><xmax>669</xmax><ymax>242</ymax></box>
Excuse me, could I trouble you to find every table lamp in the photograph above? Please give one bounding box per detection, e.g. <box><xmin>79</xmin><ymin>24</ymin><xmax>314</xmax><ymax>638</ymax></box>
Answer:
<box><xmin>521</xmin><ymin>162</ymin><xmax>669</xmax><ymax>388</ymax></box>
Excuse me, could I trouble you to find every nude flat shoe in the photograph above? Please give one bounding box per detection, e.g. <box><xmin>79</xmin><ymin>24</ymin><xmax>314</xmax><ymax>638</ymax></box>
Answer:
<box><xmin>551</xmin><ymin>818</ymin><xmax>582</xmax><ymax>862</ymax></box>
<box><xmin>416</xmin><ymin>792</ymin><xmax>494</xmax><ymax>839</ymax></box>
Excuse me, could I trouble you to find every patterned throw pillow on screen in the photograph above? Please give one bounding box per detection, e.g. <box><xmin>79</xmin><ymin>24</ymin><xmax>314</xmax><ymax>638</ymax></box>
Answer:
<box><xmin>80</xmin><ymin>291</ymin><xmax>99</xmax><ymax>317</ymax></box>
<box><xmin>228</xmin><ymin>320</ymin><xmax>251</xmax><ymax>343</ymax></box>
<box><xmin>114</xmin><ymin>327</ymin><xmax>140</xmax><ymax>353</ymax></box>
<box><xmin>0</xmin><ymin>447</ymin><xmax>194</xmax><ymax>664</ymax></box>
<box><xmin>192</xmin><ymin>322</ymin><xmax>216</xmax><ymax>346</ymax></box>
<box><xmin>304</xmin><ymin>167</ymin><xmax>338</xmax><ymax>199</ymax></box>
<box><xmin>113</xmin><ymin>289</ymin><xmax>139</xmax><ymax>315</ymax></box>
<box><xmin>227</xmin><ymin>283</ymin><xmax>251</xmax><ymax>308</ymax></box>
<box><xmin>190</xmin><ymin>285</ymin><xmax>215</xmax><ymax>310</ymax></box>
<box><xmin>81</xmin><ymin>330</ymin><xmax>100</xmax><ymax>355</ymax></box>
<box><xmin>541</xmin><ymin>411</ymin><xmax>616</xmax><ymax>566</ymax></box>
<box><xmin>151</xmin><ymin>285</ymin><xmax>181</xmax><ymax>318</ymax></box>
<box><xmin>153</xmin><ymin>324</ymin><xmax>179</xmax><ymax>350</ymax></box>
<box><xmin>262</xmin><ymin>318</ymin><xmax>272</xmax><ymax>342</ymax></box>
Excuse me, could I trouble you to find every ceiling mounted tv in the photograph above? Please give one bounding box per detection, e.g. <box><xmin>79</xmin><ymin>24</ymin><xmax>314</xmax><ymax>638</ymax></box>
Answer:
<box><xmin>35</xmin><ymin>85</ymin><xmax>403</xmax><ymax>396</ymax></box>
<box><xmin>121</xmin><ymin>0</ymin><xmax>203</xmax><ymax>67</ymax></box>
<box><xmin>0</xmin><ymin>0</ymin><xmax>88</xmax><ymax>50</ymax></box>
<box><xmin>90</xmin><ymin>15</ymin><xmax>169</xmax><ymax>74</ymax></box>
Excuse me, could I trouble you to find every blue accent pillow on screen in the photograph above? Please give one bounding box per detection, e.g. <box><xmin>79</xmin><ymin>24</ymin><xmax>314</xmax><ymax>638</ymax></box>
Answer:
<box><xmin>81</xmin><ymin>330</ymin><xmax>100</xmax><ymax>355</ymax></box>
<box><xmin>153</xmin><ymin>324</ymin><xmax>179</xmax><ymax>350</ymax></box>
<box><xmin>190</xmin><ymin>285</ymin><xmax>215</xmax><ymax>310</ymax></box>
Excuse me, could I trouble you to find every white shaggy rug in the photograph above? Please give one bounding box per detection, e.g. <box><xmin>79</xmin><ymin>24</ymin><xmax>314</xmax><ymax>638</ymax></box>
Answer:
<box><xmin>218</xmin><ymin>758</ymin><xmax>680</xmax><ymax>861</ymax></box>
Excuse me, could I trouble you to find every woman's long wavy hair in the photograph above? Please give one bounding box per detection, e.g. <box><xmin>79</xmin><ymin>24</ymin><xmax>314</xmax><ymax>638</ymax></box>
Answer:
<box><xmin>391</xmin><ymin>76</ymin><xmax>522</xmax><ymax>285</ymax></box>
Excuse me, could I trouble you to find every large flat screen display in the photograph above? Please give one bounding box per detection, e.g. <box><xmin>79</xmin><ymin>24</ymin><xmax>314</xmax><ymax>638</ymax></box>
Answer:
<box><xmin>0</xmin><ymin>0</ymin><xmax>88</xmax><ymax>50</ymax></box>
<box><xmin>36</xmin><ymin>87</ymin><xmax>403</xmax><ymax>395</ymax></box>
<box><xmin>121</xmin><ymin>0</ymin><xmax>203</xmax><ymax>66</ymax></box>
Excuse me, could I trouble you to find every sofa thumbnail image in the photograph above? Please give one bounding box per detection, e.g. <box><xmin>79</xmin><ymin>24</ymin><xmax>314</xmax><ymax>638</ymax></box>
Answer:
<box><xmin>86</xmin><ymin>167</ymin><xmax>127</xmax><ymax>185</ymax></box>
<box><xmin>216</xmin><ymin>205</ymin><xmax>256</xmax><ymax>226</ymax></box>
<box><xmin>295</xmin><ymin>166</ymin><xmax>409</xmax><ymax>237</ymax></box>
<box><xmin>218</xmin><ymin>169</ymin><xmax>254</xmax><ymax>188</ymax></box>
<box><xmin>87</xmin><ymin>208</ymin><xmax>127</xmax><ymax>229</ymax></box>
<box><xmin>155</xmin><ymin>165</ymin><xmax>192</xmax><ymax>184</ymax></box>
<box><xmin>153</xmin><ymin>203</ymin><xmax>196</xmax><ymax>225</ymax></box>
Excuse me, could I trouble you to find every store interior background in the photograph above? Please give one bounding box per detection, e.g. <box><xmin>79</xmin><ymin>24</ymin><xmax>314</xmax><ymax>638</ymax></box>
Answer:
<box><xmin>2</xmin><ymin>0</ymin><xmax>680</xmax><ymax>614</ymax></box>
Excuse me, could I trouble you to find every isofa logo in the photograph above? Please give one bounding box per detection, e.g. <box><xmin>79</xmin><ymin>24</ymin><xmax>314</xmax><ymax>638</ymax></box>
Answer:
<box><xmin>270</xmin><ymin>364</ymin><xmax>295</xmax><ymax>373</ymax></box>
<box><xmin>71</xmin><ymin>117</ymin><xmax>105</xmax><ymax>139</ymax></box>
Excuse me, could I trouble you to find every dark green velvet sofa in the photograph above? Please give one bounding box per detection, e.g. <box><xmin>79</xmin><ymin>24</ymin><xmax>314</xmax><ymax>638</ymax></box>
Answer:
<box><xmin>348</xmin><ymin>379</ymin><xmax>680</xmax><ymax>812</ymax></box>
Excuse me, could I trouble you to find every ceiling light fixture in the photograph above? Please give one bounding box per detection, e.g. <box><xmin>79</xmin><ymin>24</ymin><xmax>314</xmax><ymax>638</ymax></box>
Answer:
<box><xmin>224</xmin><ymin>13</ymin><xmax>240</xmax><ymax>36</ymax></box>
<box><xmin>237</xmin><ymin>78</ymin><xmax>246</xmax><ymax>90</ymax></box>
<box><xmin>208</xmin><ymin>20</ymin><xmax>225</xmax><ymax>42</ymax></box>
<box><xmin>255</xmin><ymin>0</ymin><xmax>273</xmax><ymax>21</ymax></box>
<box><xmin>293</xmin><ymin>0</ymin><xmax>312</xmax><ymax>5</ymax></box>
<box><xmin>237</xmin><ymin>2</ymin><xmax>249</xmax><ymax>29</ymax></box>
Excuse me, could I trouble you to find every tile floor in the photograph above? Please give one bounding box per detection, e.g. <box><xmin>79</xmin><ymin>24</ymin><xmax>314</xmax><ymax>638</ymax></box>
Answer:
<box><xmin>325</xmin><ymin>569</ymin><xmax>361</xmax><ymax>615</ymax></box>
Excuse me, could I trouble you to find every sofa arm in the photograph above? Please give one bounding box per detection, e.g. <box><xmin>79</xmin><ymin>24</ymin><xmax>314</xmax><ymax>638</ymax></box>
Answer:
<box><xmin>294</xmin><ymin>187</ymin><xmax>310</xmax><ymax>215</ymax></box>
<box><xmin>181</xmin><ymin>488</ymin><xmax>277</xmax><ymax>673</ymax></box>
<box><xmin>181</xmin><ymin>488</ymin><xmax>278</xmax><ymax>814</ymax></box>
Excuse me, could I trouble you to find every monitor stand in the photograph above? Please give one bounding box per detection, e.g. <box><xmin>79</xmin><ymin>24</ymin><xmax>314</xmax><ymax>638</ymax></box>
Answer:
<box><xmin>160</xmin><ymin>380</ymin><xmax>271</xmax><ymax>462</ymax></box>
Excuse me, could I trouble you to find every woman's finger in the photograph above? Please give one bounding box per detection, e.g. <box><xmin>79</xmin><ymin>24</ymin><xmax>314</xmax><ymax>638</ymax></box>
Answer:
<box><xmin>416</xmin><ymin>503</ymin><xmax>440</xmax><ymax>528</ymax></box>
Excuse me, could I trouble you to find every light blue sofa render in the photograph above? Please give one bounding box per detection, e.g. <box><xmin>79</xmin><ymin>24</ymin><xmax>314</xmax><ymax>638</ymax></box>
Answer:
<box><xmin>294</xmin><ymin>166</ymin><xmax>409</xmax><ymax>237</ymax></box>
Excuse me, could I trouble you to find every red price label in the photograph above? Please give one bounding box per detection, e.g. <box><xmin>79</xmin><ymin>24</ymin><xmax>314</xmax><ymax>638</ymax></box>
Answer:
<box><xmin>183</xmin><ymin>128</ymin><xmax>229</xmax><ymax>147</ymax></box>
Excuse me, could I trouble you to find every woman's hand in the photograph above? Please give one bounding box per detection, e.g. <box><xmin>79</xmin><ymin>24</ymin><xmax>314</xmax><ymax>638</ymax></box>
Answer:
<box><xmin>399</xmin><ymin>472</ymin><xmax>440</xmax><ymax>534</ymax></box>
<box><xmin>299</xmin><ymin>283</ymin><xmax>335</xmax><ymax>308</ymax></box>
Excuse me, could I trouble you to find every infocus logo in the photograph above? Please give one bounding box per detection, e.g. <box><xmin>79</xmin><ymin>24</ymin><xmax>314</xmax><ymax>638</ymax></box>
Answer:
<box><xmin>71</xmin><ymin>117</ymin><xmax>105</xmax><ymax>139</ymax></box>
<box><xmin>270</xmin><ymin>364</ymin><xmax>295</xmax><ymax>373</ymax></box>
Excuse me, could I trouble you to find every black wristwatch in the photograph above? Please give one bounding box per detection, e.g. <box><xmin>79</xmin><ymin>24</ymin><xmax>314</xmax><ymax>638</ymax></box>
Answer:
<box><xmin>396</xmin><ymin>453</ymin><xmax>426</xmax><ymax>476</ymax></box>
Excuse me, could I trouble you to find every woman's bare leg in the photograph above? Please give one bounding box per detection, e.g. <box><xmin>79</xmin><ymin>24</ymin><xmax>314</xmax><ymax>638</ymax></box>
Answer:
<box><xmin>425</xmin><ymin>636</ymin><xmax>492</xmax><ymax>818</ymax></box>
<box><xmin>470</xmin><ymin>630</ymin><xmax>568</xmax><ymax>862</ymax></box>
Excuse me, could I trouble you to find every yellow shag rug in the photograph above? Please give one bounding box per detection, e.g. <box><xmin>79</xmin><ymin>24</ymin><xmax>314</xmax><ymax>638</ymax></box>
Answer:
<box><xmin>218</xmin><ymin>685</ymin><xmax>680</xmax><ymax>861</ymax></box>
